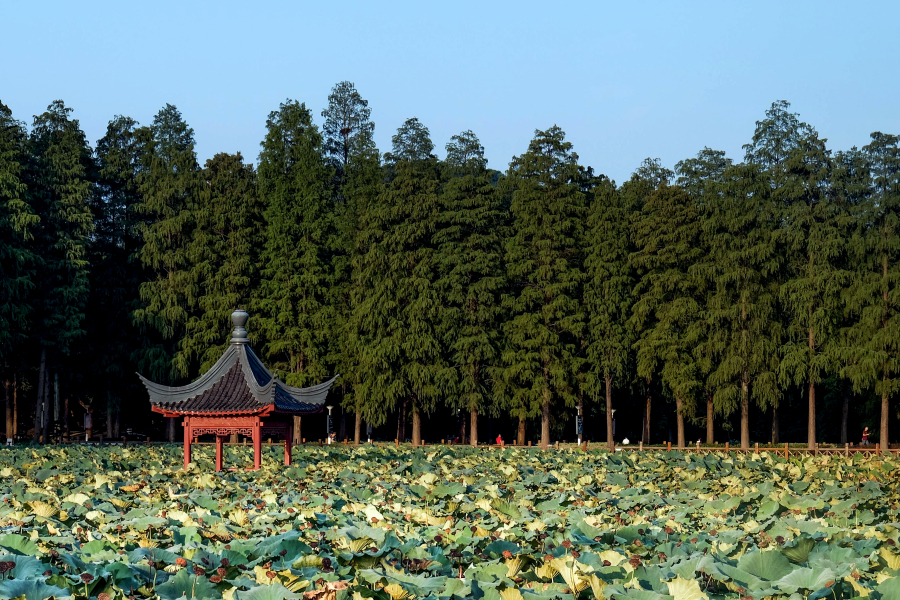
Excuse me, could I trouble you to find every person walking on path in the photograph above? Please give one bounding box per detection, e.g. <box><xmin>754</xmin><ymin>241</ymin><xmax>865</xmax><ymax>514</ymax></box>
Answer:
<box><xmin>862</xmin><ymin>426</ymin><xmax>869</xmax><ymax>446</ymax></box>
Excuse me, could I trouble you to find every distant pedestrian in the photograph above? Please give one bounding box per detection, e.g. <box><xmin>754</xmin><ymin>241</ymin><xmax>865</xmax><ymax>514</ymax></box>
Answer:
<box><xmin>862</xmin><ymin>427</ymin><xmax>869</xmax><ymax>446</ymax></box>
<box><xmin>496</xmin><ymin>434</ymin><xmax>503</xmax><ymax>445</ymax></box>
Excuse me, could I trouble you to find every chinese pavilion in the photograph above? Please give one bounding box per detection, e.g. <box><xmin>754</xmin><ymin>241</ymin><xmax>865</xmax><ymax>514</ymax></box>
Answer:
<box><xmin>139</xmin><ymin>310</ymin><xmax>337</xmax><ymax>471</ymax></box>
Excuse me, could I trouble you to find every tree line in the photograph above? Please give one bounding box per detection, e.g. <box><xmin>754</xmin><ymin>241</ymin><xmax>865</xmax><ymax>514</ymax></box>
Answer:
<box><xmin>1</xmin><ymin>87</ymin><xmax>898</xmax><ymax>451</ymax></box>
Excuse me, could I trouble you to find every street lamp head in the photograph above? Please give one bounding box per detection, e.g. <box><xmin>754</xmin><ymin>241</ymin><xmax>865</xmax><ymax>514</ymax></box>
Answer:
<box><xmin>326</xmin><ymin>405</ymin><xmax>333</xmax><ymax>412</ymax></box>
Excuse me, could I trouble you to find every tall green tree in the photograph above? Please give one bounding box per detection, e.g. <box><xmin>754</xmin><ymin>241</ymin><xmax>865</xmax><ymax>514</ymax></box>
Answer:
<box><xmin>701</xmin><ymin>162</ymin><xmax>782</xmax><ymax>449</ymax></box>
<box><xmin>90</xmin><ymin>115</ymin><xmax>144</xmax><ymax>437</ymax></box>
<box><xmin>676</xmin><ymin>148</ymin><xmax>732</xmax><ymax>443</ymax></box>
<box><xmin>336</xmin><ymin>138</ymin><xmax>382</xmax><ymax>444</ymax></box>
<box><xmin>0</xmin><ymin>102</ymin><xmax>38</xmax><ymax>362</ymax></box>
<box><xmin>746</xmin><ymin>101</ymin><xmax>844</xmax><ymax>449</ymax></box>
<box><xmin>630</xmin><ymin>183</ymin><xmax>705</xmax><ymax>449</ymax></box>
<box><xmin>321</xmin><ymin>81</ymin><xmax>375</xmax><ymax>177</ymax></box>
<box><xmin>132</xmin><ymin>104</ymin><xmax>204</xmax><ymax>384</ymax></box>
<box><xmin>0</xmin><ymin>101</ymin><xmax>39</xmax><ymax>441</ymax></box>
<box><xmin>183</xmin><ymin>153</ymin><xmax>262</xmax><ymax>372</ymax></box>
<box><xmin>349</xmin><ymin>118</ymin><xmax>445</xmax><ymax>445</ymax></box>
<box><xmin>29</xmin><ymin>100</ymin><xmax>95</xmax><ymax>442</ymax></box>
<box><xmin>254</xmin><ymin>100</ymin><xmax>334</xmax><ymax>387</ymax></box>
<box><xmin>619</xmin><ymin>158</ymin><xmax>673</xmax><ymax>444</ymax></box>
<box><xmin>499</xmin><ymin>126</ymin><xmax>586</xmax><ymax>449</ymax></box>
<box><xmin>434</xmin><ymin>130</ymin><xmax>505</xmax><ymax>446</ymax></box>
<box><xmin>844</xmin><ymin>132</ymin><xmax>900</xmax><ymax>451</ymax></box>
<box><xmin>584</xmin><ymin>176</ymin><xmax>632</xmax><ymax>451</ymax></box>
<box><xmin>322</xmin><ymin>83</ymin><xmax>378</xmax><ymax>443</ymax></box>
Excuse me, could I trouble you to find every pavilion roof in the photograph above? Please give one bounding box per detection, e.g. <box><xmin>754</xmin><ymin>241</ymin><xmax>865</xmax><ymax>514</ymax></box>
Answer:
<box><xmin>139</xmin><ymin>311</ymin><xmax>337</xmax><ymax>416</ymax></box>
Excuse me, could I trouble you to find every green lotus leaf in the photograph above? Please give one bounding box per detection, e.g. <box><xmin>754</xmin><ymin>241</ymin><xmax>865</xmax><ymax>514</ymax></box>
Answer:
<box><xmin>0</xmin><ymin>579</ymin><xmax>73</xmax><ymax>600</ymax></box>
<box><xmin>737</xmin><ymin>550</ymin><xmax>793</xmax><ymax>581</ymax></box>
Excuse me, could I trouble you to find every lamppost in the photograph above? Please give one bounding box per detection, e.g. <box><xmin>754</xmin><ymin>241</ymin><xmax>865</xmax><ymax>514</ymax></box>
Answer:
<box><xmin>326</xmin><ymin>405</ymin><xmax>334</xmax><ymax>444</ymax></box>
<box><xmin>576</xmin><ymin>405</ymin><xmax>584</xmax><ymax>446</ymax></box>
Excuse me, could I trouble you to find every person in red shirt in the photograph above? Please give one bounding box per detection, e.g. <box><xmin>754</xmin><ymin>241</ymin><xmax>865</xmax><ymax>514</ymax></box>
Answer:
<box><xmin>496</xmin><ymin>434</ymin><xmax>503</xmax><ymax>445</ymax></box>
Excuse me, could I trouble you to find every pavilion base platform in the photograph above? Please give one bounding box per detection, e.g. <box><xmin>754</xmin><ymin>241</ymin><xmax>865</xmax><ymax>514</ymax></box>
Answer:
<box><xmin>182</xmin><ymin>415</ymin><xmax>293</xmax><ymax>471</ymax></box>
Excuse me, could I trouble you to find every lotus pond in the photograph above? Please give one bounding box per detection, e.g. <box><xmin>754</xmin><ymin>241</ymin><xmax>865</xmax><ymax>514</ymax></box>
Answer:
<box><xmin>0</xmin><ymin>444</ymin><xmax>899</xmax><ymax>600</ymax></box>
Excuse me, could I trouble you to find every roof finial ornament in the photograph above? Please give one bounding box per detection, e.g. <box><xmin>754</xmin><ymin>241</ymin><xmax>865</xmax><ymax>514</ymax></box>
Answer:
<box><xmin>230</xmin><ymin>309</ymin><xmax>250</xmax><ymax>344</ymax></box>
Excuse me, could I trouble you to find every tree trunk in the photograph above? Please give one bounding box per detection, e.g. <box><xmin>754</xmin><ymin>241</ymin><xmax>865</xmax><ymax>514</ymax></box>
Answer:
<box><xmin>459</xmin><ymin>412</ymin><xmax>466</xmax><ymax>444</ymax></box>
<box><xmin>840</xmin><ymin>389</ymin><xmax>849</xmax><ymax>445</ymax></box>
<box><xmin>470</xmin><ymin>407</ymin><xmax>478</xmax><ymax>446</ymax></box>
<box><xmin>167</xmin><ymin>417</ymin><xmax>175</xmax><ymax>443</ymax></box>
<box><xmin>517</xmin><ymin>416</ymin><xmax>525</xmax><ymax>446</ymax></box>
<box><xmin>541</xmin><ymin>385</ymin><xmax>551</xmax><ymax>449</ymax></box>
<box><xmin>4</xmin><ymin>373</ymin><xmax>11</xmax><ymax>441</ymax></box>
<box><xmin>676</xmin><ymin>397</ymin><xmax>685</xmax><ymax>449</ymax></box>
<box><xmin>772</xmin><ymin>404</ymin><xmax>780</xmax><ymax>444</ymax></box>
<box><xmin>12</xmin><ymin>374</ymin><xmax>17</xmax><ymax>437</ymax></box>
<box><xmin>807</xmin><ymin>328</ymin><xmax>816</xmax><ymax>449</ymax></box>
<box><xmin>606</xmin><ymin>375</ymin><xmax>614</xmax><ymax>452</ymax></box>
<box><xmin>293</xmin><ymin>416</ymin><xmax>302</xmax><ymax>445</ymax></box>
<box><xmin>642</xmin><ymin>380</ymin><xmax>651</xmax><ymax>445</ymax></box>
<box><xmin>354</xmin><ymin>411</ymin><xmax>362</xmax><ymax>444</ymax></box>
<box><xmin>882</xmin><ymin>388</ymin><xmax>890</xmax><ymax>453</ymax></box>
<box><xmin>338</xmin><ymin>409</ymin><xmax>347</xmax><ymax>442</ymax></box>
<box><xmin>706</xmin><ymin>392</ymin><xmax>714</xmax><ymax>444</ymax></box>
<box><xmin>411</xmin><ymin>404</ymin><xmax>421</xmax><ymax>446</ymax></box>
<box><xmin>740</xmin><ymin>373</ymin><xmax>750</xmax><ymax>450</ymax></box>
<box><xmin>106</xmin><ymin>390</ymin><xmax>115</xmax><ymax>439</ymax></box>
<box><xmin>34</xmin><ymin>348</ymin><xmax>46</xmax><ymax>443</ymax></box>
<box><xmin>63</xmin><ymin>393</ymin><xmax>68</xmax><ymax>439</ymax></box>
<box><xmin>41</xmin><ymin>366</ymin><xmax>51</xmax><ymax>443</ymax></box>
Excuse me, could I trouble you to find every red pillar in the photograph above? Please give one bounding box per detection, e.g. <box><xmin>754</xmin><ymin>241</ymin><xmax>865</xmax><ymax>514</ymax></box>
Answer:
<box><xmin>183</xmin><ymin>416</ymin><xmax>191</xmax><ymax>471</ymax></box>
<box><xmin>284</xmin><ymin>423</ymin><xmax>292</xmax><ymax>466</ymax></box>
<box><xmin>252</xmin><ymin>420</ymin><xmax>261</xmax><ymax>470</ymax></box>
<box><xmin>215</xmin><ymin>435</ymin><xmax>224</xmax><ymax>471</ymax></box>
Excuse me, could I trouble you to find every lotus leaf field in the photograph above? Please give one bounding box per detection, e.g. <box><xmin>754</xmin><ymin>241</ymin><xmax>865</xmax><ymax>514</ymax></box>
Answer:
<box><xmin>0</xmin><ymin>445</ymin><xmax>899</xmax><ymax>600</ymax></box>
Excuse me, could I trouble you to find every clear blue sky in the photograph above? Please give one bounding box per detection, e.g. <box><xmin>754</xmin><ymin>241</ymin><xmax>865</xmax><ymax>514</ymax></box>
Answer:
<box><xmin>3</xmin><ymin>0</ymin><xmax>897</xmax><ymax>184</ymax></box>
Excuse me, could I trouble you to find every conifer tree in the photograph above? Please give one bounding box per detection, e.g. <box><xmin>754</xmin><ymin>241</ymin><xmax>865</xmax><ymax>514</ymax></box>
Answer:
<box><xmin>434</xmin><ymin>130</ymin><xmax>505</xmax><ymax>446</ymax></box>
<box><xmin>183</xmin><ymin>153</ymin><xmax>261</xmax><ymax>372</ymax></box>
<box><xmin>701</xmin><ymin>162</ymin><xmax>782</xmax><ymax>449</ymax></box>
<box><xmin>499</xmin><ymin>126</ymin><xmax>586</xmax><ymax>449</ymax></box>
<box><xmin>676</xmin><ymin>148</ymin><xmax>732</xmax><ymax>443</ymax></box>
<box><xmin>91</xmin><ymin>115</ymin><xmax>144</xmax><ymax>436</ymax></box>
<box><xmin>844</xmin><ymin>132</ymin><xmax>900</xmax><ymax>450</ymax></box>
<box><xmin>349</xmin><ymin>118</ymin><xmax>445</xmax><ymax>445</ymax></box>
<box><xmin>133</xmin><ymin>104</ymin><xmax>204</xmax><ymax>384</ymax></box>
<box><xmin>745</xmin><ymin>101</ymin><xmax>843</xmax><ymax>449</ymax></box>
<box><xmin>29</xmin><ymin>100</ymin><xmax>95</xmax><ymax>442</ymax></box>
<box><xmin>254</xmin><ymin>100</ymin><xmax>334</xmax><ymax>388</ymax></box>
<box><xmin>584</xmin><ymin>176</ymin><xmax>632</xmax><ymax>451</ymax></box>
<box><xmin>619</xmin><ymin>159</ymin><xmax>673</xmax><ymax>444</ymax></box>
<box><xmin>321</xmin><ymin>81</ymin><xmax>375</xmax><ymax>177</ymax></box>
<box><xmin>630</xmin><ymin>183</ymin><xmax>706</xmax><ymax>449</ymax></box>
<box><xmin>0</xmin><ymin>102</ymin><xmax>38</xmax><ymax>364</ymax></box>
<box><xmin>337</xmin><ymin>139</ymin><xmax>382</xmax><ymax>444</ymax></box>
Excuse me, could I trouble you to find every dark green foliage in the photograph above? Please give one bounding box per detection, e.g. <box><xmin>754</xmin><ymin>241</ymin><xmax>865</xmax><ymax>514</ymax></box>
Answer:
<box><xmin>583</xmin><ymin>175</ymin><xmax>632</xmax><ymax>449</ymax></box>
<box><xmin>183</xmin><ymin>153</ymin><xmax>262</xmax><ymax>372</ymax></box>
<box><xmin>28</xmin><ymin>100</ymin><xmax>95</xmax><ymax>356</ymax></box>
<box><xmin>630</xmin><ymin>183</ymin><xmax>706</xmax><ymax>447</ymax></box>
<box><xmin>254</xmin><ymin>100</ymin><xmax>334</xmax><ymax>386</ymax></box>
<box><xmin>349</xmin><ymin>119</ymin><xmax>446</xmax><ymax>435</ymax></box>
<box><xmin>321</xmin><ymin>81</ymin><xmax>375</xmax><ymax>174</ymax></box>
<box><xmin>844</xmin><ymin>132</ymin><xmax>900</xmax><ymax>446</ymax></box>
<box><xmin>89</xmin><ymin>115</ymin><xmax>145</xmax><ymax>434</ymax></box>
<box><xmin>434</xmin><ymin>130</ymin><xmax>505</xmax><ymax>424</ymax></box>
<box><xmin>700</xmin><ymin>162</ymin><xmax>783</xmax><ymax>448</ymax></box>
<box><xmin>132</xmin><ymin>104</ymin><xmax>204</xmax><ymax>383</ymax></box>
<box><xmin>499</xmin><ymin>126</ymin><xmax>586</xmax><ymax>448</ymax></box>
<box><xmin>0</xmin><ymin>102</ymin><xmax>38</xmax><ymax>360</ymax></box>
